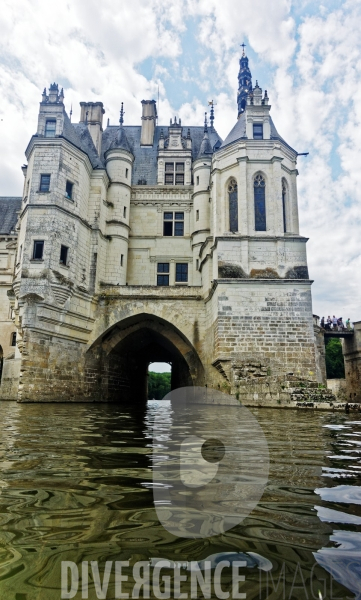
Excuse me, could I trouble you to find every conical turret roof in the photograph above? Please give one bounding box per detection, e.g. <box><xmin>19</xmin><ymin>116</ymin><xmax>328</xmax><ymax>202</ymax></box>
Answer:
<box><xmin>109</xmin><ymin>126</ymin><xmax>132</xmax><ymax>153</ymax></box>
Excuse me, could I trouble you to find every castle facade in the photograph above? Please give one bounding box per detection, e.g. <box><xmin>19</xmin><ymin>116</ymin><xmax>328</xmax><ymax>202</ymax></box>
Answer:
<box><xmin>0</xmin><ymin>52</ymin><xmax>327</xmax><ymax>404</ymax></box>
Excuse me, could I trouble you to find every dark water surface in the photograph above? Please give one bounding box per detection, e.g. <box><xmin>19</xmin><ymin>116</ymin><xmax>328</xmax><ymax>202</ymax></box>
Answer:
<box><xmin>0</xmin><ymin>402</ymin><xmax>360</xmax><ymax>599</ymax></box>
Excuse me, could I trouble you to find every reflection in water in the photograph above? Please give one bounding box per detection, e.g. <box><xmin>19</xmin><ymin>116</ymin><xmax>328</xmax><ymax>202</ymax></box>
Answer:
<box><xmin>0</xmin><ymin>402</ymin><xmax>359</xmax><ymax>598</ymax></box>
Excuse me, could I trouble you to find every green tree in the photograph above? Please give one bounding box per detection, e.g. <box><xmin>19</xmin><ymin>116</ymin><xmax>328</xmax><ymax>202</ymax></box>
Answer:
<box><xmin>325</xmin><ymin>338</ymin><xmax>345</xmax><ymax>379</ymax></box>
<box><xmin>148</xmin><ymin>372</ymin><xmax>171</xmax><ymax>399</ymax></box>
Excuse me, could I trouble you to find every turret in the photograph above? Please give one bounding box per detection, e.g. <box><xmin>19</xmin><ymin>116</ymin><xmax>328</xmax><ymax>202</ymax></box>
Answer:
<box><xmin>104</xmin><ymin>104</ymin><xmax>134</xmax><ymax>285</ymax></box>
<box><xmin>37</xmin><ymin>83</ymin><xmax>66</xmax><ymax>137</ymax></box>
<box><xmin>192</xmin><ymin>114</ymin><xmax>213</xmax><ymax>283</ymax></box>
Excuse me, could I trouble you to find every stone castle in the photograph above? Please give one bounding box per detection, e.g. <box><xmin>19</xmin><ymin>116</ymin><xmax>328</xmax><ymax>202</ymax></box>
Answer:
<box><xmin>0</xmin><ymin>50</ymin><xmax>359</xmax><ymax>404</ymax></box>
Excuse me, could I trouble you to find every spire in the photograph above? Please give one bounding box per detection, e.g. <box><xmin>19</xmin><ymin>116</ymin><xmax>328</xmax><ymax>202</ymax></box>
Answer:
<box><xmin>197</xmin><ymin>114</ymin><xmax>213</xmax><ymax>159</ymax></box>
<box><xmin>237</xmin><ymin>44</ymin><xmax>252</xmax><ymax>117</ymax></box>
<box><xmin>208</xmin><ymin>100</ymin><xmax>216</xmax><ymax>130</ymax></box>
<box><xmin>119</xmin><ymin>102</ymin><xmax>124</xmax><ymax>127</ymax></box>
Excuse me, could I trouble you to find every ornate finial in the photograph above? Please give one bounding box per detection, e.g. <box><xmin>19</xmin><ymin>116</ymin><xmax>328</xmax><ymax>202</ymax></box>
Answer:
<box><xmin>107</xmin><ymin>117</ymin><xmax>110</xmax><ymax>127</ymax></box>
<box><xmin>208</xmin><ymin>100</ymin><xmax>217</xmax><ymax>130</ymax></box>
<box><xmin>187</xmin><ymin>128</ymin><xmax>191</xmax><ymax>139</ymax></box>
<box><xmin>70</xmin><ymin>104</ymin><xmax>73</xmax><ymax>122</ymax></box>
<box><xmin>170</xmin><ymin>118</ymin><xmax>172</xmax><ymax>126</ymax></box>
<box><xmin>119</xmin><ymin>102</ymin><xmax>124</xmax><ymax>126</ymax></box>
<box><xmin>240</xmin><ymin>43</ymin><xmax>246</xmax><ymax>57</ymax></box>
<box><xmin>85</xmin><ymin>110</ymin><xmax>89</xmax><ymax>125</ymax></box>
<box><xmin>264</xmin><ymin>90</ymin><xmax>268</xmax><ymax>98</ymax></box>
<box><xmin>204</xmin><ymin>112</ymin><xmax>208</xmax><ymax>133</ymax></box>
<box><xmin>160</xmin><ymin>128</ymin><xmax>164</xmax><ymax>139</ymax></box>
<box><xmin>174</xmin><ymin>116</ymin><xmax>177</xmax><ymax>124</ymax></box>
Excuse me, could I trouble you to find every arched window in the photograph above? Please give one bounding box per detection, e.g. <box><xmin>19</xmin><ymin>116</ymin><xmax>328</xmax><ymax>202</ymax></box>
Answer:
<box><xmin>282</xmin><ymin>179</ymin><xmax>287</xmax><ymax>233</ymax></box>
<box><xmin>254</xmin><ymin>174</ymin><xmax>266</xmax><ymax>231</ymax></box>
<box><xmin>228</xmin><ymin>179</ymin><xmax>238</xmax><ymax>232</ymax></box>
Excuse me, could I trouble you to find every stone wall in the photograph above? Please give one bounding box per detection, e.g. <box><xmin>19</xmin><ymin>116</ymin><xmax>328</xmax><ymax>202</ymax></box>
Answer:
<box><xmin>343</xmin><ymin>321</ymin><xmax>361</xmax><ymax>402</ymax></box>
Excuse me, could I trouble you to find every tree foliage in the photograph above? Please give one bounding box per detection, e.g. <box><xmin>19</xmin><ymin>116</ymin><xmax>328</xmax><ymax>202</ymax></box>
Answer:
<box><xmin>148</xmin><ymin>371</ymin><xmax>171</xmax><ymax>399</ymax></box>
<box><xmin>325</xmin><ymin>338</ymin><xmax>345</xmax><ymax>379</ymax></box>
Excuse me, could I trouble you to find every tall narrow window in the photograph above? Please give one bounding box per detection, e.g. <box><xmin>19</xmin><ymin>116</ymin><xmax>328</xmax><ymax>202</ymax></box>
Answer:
<box><xmin>175</xmin><ymin>163</ymin><xmax>184</xmax><ymax>185</ymax></box>
<box><xmin>33</xmin><ymin>240</ymin><xmax>44</xmax><ymax>260</ymax></box>
<box><xmin>254</xmin><ymin>174</ymin><xmax>266</xmax><ymax>231</ymax></box>
<box><xmin>123</xmin><ymin>206</ymin><xmax>127</xmax><ymax>218</ymax></box>
<box><xmin>282</xmin><ymin>180</ymin><xmax>287</xmax><ymax>233</ymax></box>
<box><xmin>65</xmin><ymin>180</ymin><xmax>73</xmax><ymax>199</ymax></box>
<box><xmin>253</xmin><ymin>123</ymin><xmax>263</xmax><ymax>139</ymax></box>
<box><xmin>157</xmin><ymin>263</ymin><xmax>169</xmax><ymax>286</ymax></box>
<box><xmin>196</xmin><ymin>210</ymin><xmax>199</xmax><ymax>221</ymax></box>
<box><xmin>228</xmin><ymin>179</ymin><xmax>238</xmax><ymax>232</ymax></box>
<box><xmin>125</xmin><ymin>168</ymin><xmax>128</xmax><ymax>178</ymax></box>
<box><xmin>11</xmin><ymin>332</ymin><xmax>17</xmax><ymax>347</ymax></box>
<box><xmin>45</xmin><ymin>119</ymin><xmax>56</xmax><ymax>137</ymax></box>
<box><xmin>40</xmin><ymin>174</ymin><xmax>51</xmax><ymax>192</ymax></box>
<box><xmin>120</xmin><ymin>254</ymin><xmax>124</xmax><ymax>267</ymax></box>
<box><xmin>176</xmin><ymin>263</ymin><xmax>188</xmax><ymax>283</ymax></box>
<box><xmin>60</xmin><ymin>245</ymin><xmax>68</xmax><ymax>265</ymax></box>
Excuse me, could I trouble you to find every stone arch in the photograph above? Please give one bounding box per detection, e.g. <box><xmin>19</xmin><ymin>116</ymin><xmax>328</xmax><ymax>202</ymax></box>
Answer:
<box><xmin>85</xmin><ymin>313</ymin><xmax>205</xmax><ymax>403</ymax></box>
<box><xmin>281</xmin><ymin>177</ymin><xmax>289</xmax><ymax>233</ymax></box>
<box><xmin>253</xmin><ymin>171</ymin><xmax>267</xmax><ymax>231</ymax></box>
<box><xmin>226</xmin><ymin>177</ymin><xmax>238</xmax><ymax>232</ymax></box>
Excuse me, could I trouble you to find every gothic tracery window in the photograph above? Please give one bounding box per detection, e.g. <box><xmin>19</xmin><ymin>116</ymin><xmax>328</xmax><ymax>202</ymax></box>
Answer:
<box><xmin>282</xmin><ymin>179</ymin><xmax>287</xmax><ymax>233</ymax></box>
<box><xmin>228</xmin><ymin>179</ymin><xmax>238</xmax><ymax>232</ymax></box>
<box><xmin>254</xmin><ymin>174</ymin><xmax>266</xmax><ymax>231</ymax></box>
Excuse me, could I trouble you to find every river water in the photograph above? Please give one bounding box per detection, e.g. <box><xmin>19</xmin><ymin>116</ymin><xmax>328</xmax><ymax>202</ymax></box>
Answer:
<box><xmin>0</xmin><ymin>401</ymin><xmax>360</xmax><ymax>599</ymax></box>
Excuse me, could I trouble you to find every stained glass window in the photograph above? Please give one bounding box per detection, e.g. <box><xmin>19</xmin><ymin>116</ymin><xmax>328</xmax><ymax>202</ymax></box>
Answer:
<box><xmin>228</xmin><ymin>179</ymin><xmax>238</xmax><ymax>232</ymax></box>
<box><xmin>282</xmin><ymin>180</ymin><xmax>287</xmax><ymax>233</ymax></box>
<box><xmin>254</xmin><ymin>174</ymin><xmax>266</xmax><ymax>231</ymax></box>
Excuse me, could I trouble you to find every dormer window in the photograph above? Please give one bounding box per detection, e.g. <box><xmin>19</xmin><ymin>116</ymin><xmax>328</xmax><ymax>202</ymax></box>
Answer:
<box><xmin>45</xmin><ymin>119</ymin><xmax>56</xmax><ymax>137</ymax></box>
<box><xmin>164</xmin><ymin>162</ymin><xmax>184</xmax><ymax>185</ymax></box>
<box><xmin>253</xmin><ymin>123</ymin><xmax>263</xmax><ymax>140</ymax></box>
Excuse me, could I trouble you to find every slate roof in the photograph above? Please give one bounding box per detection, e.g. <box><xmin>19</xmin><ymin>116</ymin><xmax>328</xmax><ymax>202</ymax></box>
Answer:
<box><xmin>101</xmin><ymin>125</ymin><xmax>222</xmax><ymax>185</ymax></box>
<box><xmin>197</xmin><ymin>131</ymin><xmax>214</xmax><ymax>158</ymax></box>
<box><xmin>220</xmin><ymin>114</ymin><xmax>297</xmax><ymax>153</ymax></box>
<box><xmin>0</xmin><ymin>197</ymin><xmax>22</xmax><ymax>235</ymax></box>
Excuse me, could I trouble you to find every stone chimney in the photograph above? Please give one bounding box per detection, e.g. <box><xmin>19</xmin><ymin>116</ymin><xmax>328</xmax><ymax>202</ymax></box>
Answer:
<box><xmin>140</xmin><ymin>100</ymin><xmax>157</xmax><ymax>146</ymax></box>
<box><xmin>79</xmin><ymin>101</ymin><xmax>105</xmax><ymax>155</ymax></box>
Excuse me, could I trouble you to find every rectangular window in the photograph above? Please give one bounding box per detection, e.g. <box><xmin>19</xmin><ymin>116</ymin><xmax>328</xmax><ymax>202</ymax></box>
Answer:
<box><xmin>120</xmin><ymin>254</ymin><xmax>124</xmax><ymax>267</ymax></box>
<box><xmin>65</xmin><ymin>180</ymin><xmax>73</xmax><ymax>199</ymax></box>
<box><xmin>33</xmin><ymin>240</ymin><xmax>44</xmax><ymax>260</ymax></box>
<box><xmin>164</xmin><ymin>162</ymin><xmax>185</xmax><ymax>185</ymax></box>
<box><xmin>40</xmin><ymin>174</ymin><xmax>51</xmax><ymax>192</ymax></box>
<box><xmin>174</xmin><ymin>212</ymin><xmax>184</xmax><ymax>236</ymax></box>
<box><xmin>123</xmin><ymin>206</ymin><xmax>126</xmax><ymax>218</ymax></box>
<box><xmin>196</xmin><ymin>259</ymin><xmax>199</xmax><ymax>270</ymax></box>
<box><xmin>176</xmin><ymin>263</ymin><xmax>188</xmax><ymax>283</ymax></box>
<box><xmin>125</xmin><ymin>168</ymin><xmax>128</xmax><ymax>178</ymax></box>
<box><xmin>11</xmin><ymin>332</ymin><xmax>17</xmax><ymax>346</ymax></box>
<box><xmin>18</xmin><ymin>244</ymin><xmax>22</xmax><ymax>264</ymax></box>
<box><xmin>196</xmin><ymin>176</ymin><xmax>199</xmax><ymax>185</ymax></box>
<box><xmin>253</xmin><ymin>123</ymin><xmax>263</xmax><ymax>140</ymax></box>
<box><xmin>60</xmin><ymin>245</ymin><xmax>68</xmax><ymax>265</ymax></box>
<box><xmin>196</xmin><ymin>210</ymin><xmax>199</xmax><ymax>221</ymax></box>
<box><xmin>163</xmin><ymin>212</ymin><xmax>184</xmax><ymax>236</ymax></box>
<box><xmin>157</xmin><ymin>263</ymin><xmax>169</xmax><ymax>286</ymax></box>
<box><xmin>45</xmin><ymin>119</ymin><xmax>56</xmax><ymax>137</ymax></box>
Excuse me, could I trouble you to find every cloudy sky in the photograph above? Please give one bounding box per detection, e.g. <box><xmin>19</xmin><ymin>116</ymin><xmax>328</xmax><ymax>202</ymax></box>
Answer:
<box><xmin>1</xmin><ymin>0</ymin><xmax>360</xmax><ymax>323</ymax></box>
